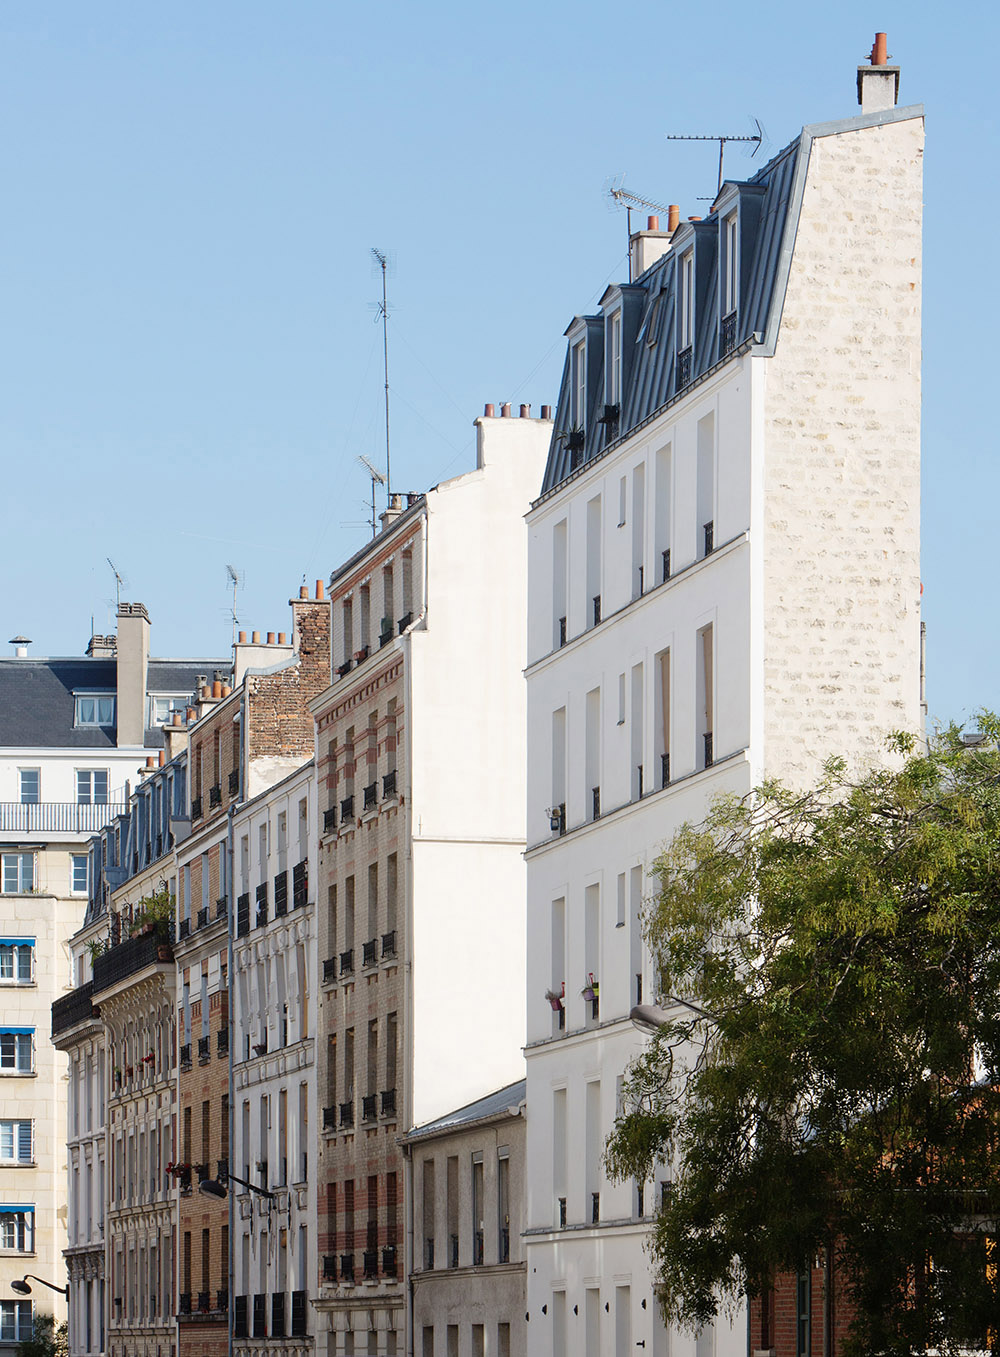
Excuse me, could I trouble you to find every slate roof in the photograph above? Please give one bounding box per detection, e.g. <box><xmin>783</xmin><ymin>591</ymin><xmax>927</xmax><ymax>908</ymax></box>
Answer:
<box><xmin>540</xmin><ymin>135</ymin><xmax>801</xmax><ymax>496</ymax></box>
<box><xmin>0</xmin><ymin>657</ymin><xmax>230</xmax><ymax>749</ymax></box>
<box><xmin>404</xmin><ymin>1079</ymin><xmax>526</xmax><ymax>1141</ymax></box>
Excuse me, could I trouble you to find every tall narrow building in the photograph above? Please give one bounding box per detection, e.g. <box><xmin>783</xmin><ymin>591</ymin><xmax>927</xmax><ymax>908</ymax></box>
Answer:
<box><xmin>311</xmin><ymin>410</ymin><xmax>549</xmax><ymax>1355</ymax></box>
<box><xmin>523</xmin><ymin>42</ymin><xmax>922</xmax><ymax>1357</ymax></box>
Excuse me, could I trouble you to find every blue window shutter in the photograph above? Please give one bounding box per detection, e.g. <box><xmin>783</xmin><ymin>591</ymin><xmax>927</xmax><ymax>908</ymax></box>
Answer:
<box><xmin>17</xmin><ymin>1122</ymin><xmax>31</xmax><ymax>1162</ymax></box>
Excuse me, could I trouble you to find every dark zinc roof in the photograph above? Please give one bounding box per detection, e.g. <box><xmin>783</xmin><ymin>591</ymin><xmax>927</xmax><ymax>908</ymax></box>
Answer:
<box><xmin>540</xmin><ymin>135</ymin><xmax>801</xmax><ymax>495</ymax></box>
<box><xmin>404</xmin><ymin>1079</ymin><xmax>526</xmax><ymax>1141</ymax></box>
<box><xmin>0</xmin><ymin>657</ymin><xmax>229</xmax><ymax>749</ymax></box>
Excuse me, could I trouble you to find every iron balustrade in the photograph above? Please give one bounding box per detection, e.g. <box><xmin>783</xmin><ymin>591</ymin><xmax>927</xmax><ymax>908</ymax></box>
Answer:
<box><xmin>218</xmin><ymin>1158</ymin><xmax>229</xmax><ymax>1179</ymax></box>
<box><xmin>271</xmin><ymin>1293</ymin><xmax>285</xmax><ymax>1337</ymax></box>
<box><xmin>636</xmin><ymin>764</ymin><xmax>643</xmax><ymax>799</ymax></box>
<box><xmin>703</xmin><ymin>520</ymin><xmax>714</xmax><ymax>556</ymax></box>
<box><xmin>354</xmin><ymin>645</ymin><xmax>370</xmax><ymax>663</ymax></box>
<box><xmin>339</xmin><ymin>948</ymin><xmax>354</xmax><ymax>976</ymax></box>
<box><xmin>234</xmin><ymin>1297</ymin><xmax>248</xmax><ymax>1337</ymax></box>
<box><xmin>179</xmin><ymin>1293</ymin><xmax>191</xmax><ymax>1316</ymax></box>
<box><xmin>661</xmin><ymin>752</ymin><xmax>671</xmax><ymax>788</ymax></box>
<box><xmin>474</xmin><ymin>1230</ymin><xmax>484</xmax><ymax>1266</ymax></box>
<box><xmin>379</xmin><ymin>626</ymin><xmax>393</xmax><ymax>648</ymax></box>
<box><xmin>362</xmin><ymin>939</ymin><xmax>377</xmax><ymax>967</ymax></box>
<box><xmin>677</xmin><ymin>345</ymin><xmax>693</xmax><ymax>387</ymax></box>
<box><xmin>397</xmin><ymin>612</ymin><xmax>412</xmax><ymax>633</ymax></box>
<box><xmin>336</xmin><ymin>660</ymin><xmax>352</xmax><ymax>677</ymax></box>
<box><xmin>196</xmin><ymin>907</ymin><xmax>208</xmax><ymax>929</ymax></box>
<box><xmin>273</xmin><ymin>871</ymin><xmax>288</xmax><ymax>917</ymax></box>
<box><xmin>558</xmin><ymin>616</ymin><xmax>567</xmax><ymax>647</ymax></box>
<box><xmin>340</xmin><ymin>1254</ymin><xmax>354</xmax><ymax>1282</ymax></box>
<box><xmin>339</xmin><ymin>1100</ymin><xmax>354</xmax><ymax>1128</ymax></box>
<box><xmin>558</xmin><ymin>1197</ymin><xmax>567</xmax><ymax>1227</ymax></box>
<box><xmin>704</xmin><ymin>731</ymin><xmax>714</xmax><ymax>767</ymax></box>
<box><xmin>382</xmin><ymin>769</ymin><xmax>397</xmax><ymax>799</ymax></box>
<box><xmin>209</xmin><ymin>785</ymin><xmax>222</xmax><ymax>808</ymax></box>
<box><xmin>52</xmin><ymin>981</ymin><xmax>95</xmax><ymax>1037</ymax></box>
<box><xmin>592</xmin><ymin>786</ymin><xmax>601</xmax><ymax>820</ymax></box>
<box><xmin>381</xmin><ymin>930</ymin><xmax>396</xmax><ymax>958</ymax></box>
<box><xmin>500</xmin><ymin>1226</ymin><xmax>510</xmax><ymax>1263</ymax></box>
<box><xmin>340</xmin><ymin>795</ymin><xmax>354</xmax><ymax>820</ymax></box>
<box><xmin>382</xmin><ymin>1246</ymin><xmax>397</xmax><ymax>1277</ymax></box>
<box><xmin>323</xmin><ymin>957</ymin><xmax>337</xmax><ymax>984</ymax></box>
<box><xmin>592</xmin><ymin>1192</ymin><xmax>601</xmax><ymax>1223</ymax></box>
<box><xmin>721</xmin><ymin>310</ymin><xmax>737</xmax><ymax>356</ymax></box>
<box><xmin>381</xmin><ymin>1088</ymin><xmax>396</xmax><ymax>1117</ymax></box>
<box><xmin>197</xmin><ymin>1036</ymin><xmax>210</xmax><ymax>1062</ymax></box>
<box><xmin>592</xmin><ymin>595</ymin><xmax>601</xmax><ymax>626</ymax></box>
<box><xmin>292</xmin><ymin>861</ymin><xmax>307</xmax><ymax>908</ymax></box>
<box><xmin>198</xmin><ymin>1292</ymin><xmax>210</xmax><ymax>1313</ymax></box>
<box><xmin>322</xmin><ymin>1106</ymin><xmax>336</xmax><ymax>1131</ymax></box>
<box><xmin>215</xmin><ymin>896</ymin><xmax>227</xmax><ymax>919</ymax></box>
<box><xmin>449</xmin><ymin>1234</ymin><xmax>459</xmax><ymax>1269</ymax></box>
<box><xmin>178</xmin><ymin>919</ymin><xmax>190</xmax><ymax>939</ymax></box>
<box><xmin>93</xmin><ymin>931</ymin><xmax>173</xmax><ymax>996</ymax></box>
<box><xmin>236</xmin><ymin>894</ymin><xmax>250</xmax><ymax>937</ymax></box>
<box><xmin>363</xmin><ymin>1250</ymin><xmax>378</xmax><ymax>1279</ymax></box>
<box><xmin>180</xmin><ymin>1043</ymin><xmax>192</xmax><ymax>1069</ymax></box>
<box><xmin>191</xmin><ymin>797</ymin><xmax>203</xmax><ymax>820</ymax></box>
<box><xmin>362</xmin><ymin>1094</ymin><xmax>377</xmax><ymax>1122</ymax></box>
<box><xmin>290</xmin><ymin>1292</ymin><xmax>307</xmax><ymax>1337</ymax></box>
<box><xmin>0</xmin><ymin>801</ymin><xmax>124</xmax><ymax>834</ymax></box>
<box><xmin>662</xmin><ymin>547</ymin><xmax>671</xmax><ymax>582</ymax></box>
<box><xmin>424</xmin><ymin>1238</ymin><xmax>434</xmax><ymax>1270</ymax></box>
<box><xmin>252</xmin><ymin>1294</ymin><xmax>267</xmax><ymax>1338</ymax></box>
<box><xmin>323</xmin><ymin>806</ymin><xmax>337</xmax><ymax>834</ymax></box>
<box><xmin>255</xmin><ymin>883</ymin><xmax>268</xmax><ymax>928</ymax></box>
<box><xmin>322</xmin><ymin>1256</ymin><xmax>336</xmax><ymax>1281</ymax></box>
<box><xmin>228</xmin><ymin>770</ymin><xmax>240</xmax><ymax>796</ymax></box>
<box><xmin>363</xmin><ymin>783</ymin><xmax>377</xmax><ymax>810</ymax></box>
<box><xmin>216</xmin><ymin>1289</ymin><xmax>228</xmax><ymax>1312</ymax></box>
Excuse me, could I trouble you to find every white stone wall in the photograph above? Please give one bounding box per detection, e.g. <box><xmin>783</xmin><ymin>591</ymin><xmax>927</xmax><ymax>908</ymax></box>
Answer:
<box><xmin>760</xmin><ymin>113</ymin><xmax>924</xmax><ymax>784</ymax></box>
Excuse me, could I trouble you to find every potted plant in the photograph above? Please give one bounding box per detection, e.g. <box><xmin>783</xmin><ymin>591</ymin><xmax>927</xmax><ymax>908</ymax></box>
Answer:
<box><xmin>581</xmin><ymin>973</ymin><xmax>599</xmax><ymax>1004</ymax></box>
<box><xmin>544</xmin><ymin>989</ymin><xmax>564</xmax><ymax>1012</ymax></box>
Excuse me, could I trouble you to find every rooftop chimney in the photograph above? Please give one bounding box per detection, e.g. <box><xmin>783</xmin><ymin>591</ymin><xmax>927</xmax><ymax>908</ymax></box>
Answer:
<box><xmin>8</xmin><ymin>636</ymin><xmax>31</xmax><ymax>658</ymax></box>
<box><xmin>116</xmin><ymin>603</ymin><xmax>150</xmax><ymax>748</ymax></box>
<box><xmin>379</xmin><ymin>493</ymin><xmax>405</xmax><ymax>532</ymax></box>
<box><xmin>630</xmin><ymin>216</ymin><xmax>674</xmax><ymax>279</ymax></box>
<box><xmin>857</xmin><ymin>31</ymin><xmax>899</xmax><ymax>113</ymax></box>
<box><xmin>85</xmin><ymin>633</ymin><xmax>117</xmax><ymax>658</ymax></box>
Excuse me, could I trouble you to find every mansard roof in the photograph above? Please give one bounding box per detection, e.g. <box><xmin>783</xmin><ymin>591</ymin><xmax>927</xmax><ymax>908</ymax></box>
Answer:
<box><xmin>540</xmin><ymin>136</ymin><xmax>800</xmax><ymax>496</ymax></box>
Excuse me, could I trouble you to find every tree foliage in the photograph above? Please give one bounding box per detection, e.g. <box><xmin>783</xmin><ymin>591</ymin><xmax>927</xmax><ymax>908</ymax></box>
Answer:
<box><xmin>606</xmin><ymin>723</ymin><xmax>1000</xmax><ymax>1356</ymax></box>
<box><xmin>18</xmin><ymin>1314</ymin><xmax>68</xmax><ymax>1357</ymax></box>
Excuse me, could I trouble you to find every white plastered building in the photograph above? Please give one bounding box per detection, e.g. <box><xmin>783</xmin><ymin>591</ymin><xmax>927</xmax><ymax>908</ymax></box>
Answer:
<box><xmin>523</xmin><ymin>51</ymin><xmax>923</xmax><ymax>1357</ymax></box>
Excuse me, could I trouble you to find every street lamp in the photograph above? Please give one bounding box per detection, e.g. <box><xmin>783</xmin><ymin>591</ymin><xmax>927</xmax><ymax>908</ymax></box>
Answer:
<box><xmin>10</xmin><ymin>1275</ymin><xmax>68</xmax><ymax>1298</ymax></box>
<box><xmin>198</xmin><ymin>1171</ymin><xmax>275</xmax><ymax>1201</ymax></box>
<box><xmin>629</xmin><ymin>996</ymin><xmax>716</xmax><ymax>1033</ymax></box>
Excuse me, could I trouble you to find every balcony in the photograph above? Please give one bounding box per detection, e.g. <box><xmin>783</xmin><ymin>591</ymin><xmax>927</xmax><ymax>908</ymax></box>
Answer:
<box><xmin>234</xmin><ymin>1296</ymin><xmax>248</xmax><ymax>1338</ymax></box>
<box><xmin>236</xmin><ymin>893</ymin><xmax>250</xmax><ymax>937</ymax></box>
<box><xmin>362</xmin><ymin>1094</ymin><xmax>377</xmax><ymax>1123</ymax></box>
<box><xmin>449</xmin><ymin>1234</ymin><xmax>459</xmax><ymax>1269</ymax></box>
<box><xmin>662</xmin><ymin>547</ymin><xmax>671</xmax><ymax>582</ymax></box>
<box><xmin>191</xmin><ymin>796</ymin><xmax>203</xmax><ymax>821</ymax></box>
<box><xmin>721</xmin><ymin>309</ymin><xmax>737</xmax><ymax>356</ymax></box>
<box><xmin>703</xmin><ymin>519</ymin><xmax>714</xmax><ymax>556</ymax></box>
<box><xmin>216</xmin><ymin>896</ymin><xmax>228</xmax><ymax>919</ymax></box>
<box><xmin>381</xmin><ymin>1246</ymin><xmax>397</xmax><ymax>1277</ymax></box>
<box><xmin>661</xmin><ymin>752</ymin><xmax>671</xmax><ymax>788</ymax></box>
<box><xmin>323</xmin><ymin>957</ymin><xmax>337</xmax><ymax>985</ymax></box>
<box><xmin>178</xmin><ymin>1293</ymin><xmax>191</xmax><ymax>1316</ymax></box>
<box><xmin>180</xmin><ymin>1043</ymin><xmax>192</xmax><ymax>1070</ymax></box>
<box><xmin>382</xmin><ymin>769</ymin><xmax>397</xmax><ymax>799</ymax></box>
<box><xmin>0</xmin><ymin>800</ymin><xmax>125</xmax><ymax>836</ymax></box>
<box><xmin>178</xmin><ymin>918</ymin><xmax>190</xmax><ymax>939</ymax></box>
<box><xmin>592</xmin><ymin>594</ymin><xmax>601</xmax><ymax>627</ymax></box>
<box><xmin>93</xmin><ymin>930</ymin><xmax>173</xmax><ymax>999</ymax></box>
<box><xmin>216</xmin><ymin>1288</ymin><xmax>228</xmax><ymax>1312</ymax></box>
<box><xmin>500</xmin><ymin>1226</ymin><xmax>510</xmax><ymax>1263</ymax></box>
<box><xmin>339</xmin><ymin>948</ymin><xmax>354</xmax><ymax>976</ymax></box>
<box><xmin>252</xmin><ymin>1294</ymin><xmax>267</xmax><ymax>1338</ymax></box>
<box><xmin>196</xmin><ymin>906</ymin><xmax>208</xmax><ymax>929</ymax></box>
<box><xmin>323</xmin><ymin>806</ymin><xmax>337</xmax><ymax>834</ymax></box>
<box><xmin>340</xmin><ymin>1254</ymin><xmax>354</xmax><ymax>1282</ymax></box>
<box><xmin>216</xmin><ymin>1024</ymin><xmax>229</xmax><ymax>1055</ymax></box>
<box><xmin>336</xmin><ymin>659</ymin><xmax>352</xmax><ymax>678</ymax></box>
<box><xmin>381</xmin><ymin>1088</ymin><xmax>396</xmax><ymax>1118</ymax></box>
<box><xmin>379</xmin><ymin>624</ymin><xmax>393</xmax><ymax>648</ymax></box>
<box><xmin>197</xmin><ymin>1291</ymin><xmax>211</xmax><ymax>1314</ymax></box>
<box><xmin>363</xmin><ymin>1250</ymin><xmax>378</xmax><ymax>1280</ymax></box>
<box><xmin>339</xmin><ymin>1100</ymin><xmax>354</xmax><ymax>1128</ymax></box>
<box><xmin>703</xmin><ymin>731</ymin><xmax>714</xmax><ymax>768</ymax></box>
<box><xmin>322</xmin><ymin>1255</ymin><xmax>336</xmax><ymax>1282</ymax></box>
<box><xmin>592</xmin><ymin>786</ymin><xmax>601</xmax><ymax>821</ymax></box>
<box><xmin>558</xmin><ymin>615</ymin><xmax>567</xmax><ymax>647</ymax></box>
<box><xmin>362</xmin><ymin>939</ymin><xmax>377</xmax><ymax>968</ymax></box>
<box><xmin>273</xmin><ymin>871</ymin><xmax>288</xmax><ymax>917</ymax></box>
<box><xmin>363</xmin><ymin>782</ymin><xmax>377</xmax><ymax>811</ymax></box>
<box><xmin>340</xmin><ymin>795</ymin><xmax>354</xmax><ymax>821</ymax></box>
<box><xmin>209</xmin><ymin>784</ymin><xmax>222</xmax><ymax>809</ymax></box>
<box><xmin>677</xmin><ymin>345</ymin><xmax>693</xmax><ymax>388</ymax></box>
<box><xmin>322</xmin><ymin>1106</ymin><xmax>337</xmax><ymax>1131</ymax></box>
<box><xmin>397</xmin><ymin>611</ymin><xmax>412</xmax><ymax>634</ymax></box>
<box><xmin>292</xmin><ymin>861</ymin><xmax>307</xmax><ymax>909</ymax></box>
<box><xmin>255</xmin><ymin>882</ymin><xmax>268</xmax><ymax>928</ymax></box>
<box><xmin>381</xmin><ymin>930</ymin><xmax>396</xmax><ymax>959</ymax></box>
<box><xmin>473</xmin><ymin>1230</ymin><xmax>484</xmax><ymax>1266</ymax></box>
<box><xmin>52</xmin><ymin>981</ymin><xmax>96</xmax><ymax>1038</ymax></box>
<box><xmin>354</xmin><ymin>645</ymin><xmax>370</xmax><ymax>664</ymax></box>
<box><xmin>198</xmin><ymin>1035</ymin><xmax>210</xmax><ymax>1063</ymax></box>
<box><xmin>228</xmin><ymin>769</ymin><xmax>240</xmax><ymax>796</ymax></box>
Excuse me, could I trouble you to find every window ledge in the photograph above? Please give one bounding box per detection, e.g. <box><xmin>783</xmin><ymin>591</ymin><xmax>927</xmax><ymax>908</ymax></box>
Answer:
<box><xmin>0</xmin><ymin>1071</ymin><xmax>37</xmax><ymax>1078</ymax></box>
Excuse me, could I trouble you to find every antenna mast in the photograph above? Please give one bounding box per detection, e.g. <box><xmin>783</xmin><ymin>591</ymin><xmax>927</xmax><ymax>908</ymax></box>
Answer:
<box><xmin>226</xmin><ymin>564</ymin><xmax>244</xmax><ymax>645</ymax></box>
<box><xmin>106</xmin><ymin>558</ymin><xmax>125</xmax><ymax>611</ymax></box>
<box><xmin>358</xmin><ymin>456</ymin><xmax>386</xmax><ymax>539</ymax></box>
<box><xmin>607</xmin><ymin>180</ymin><xmax>673</xmax><ymax>281</ymax></box>
<box><xmin>371</xmin><ymin>248</ymin><xmax>391</xmax><ymax>505</ymax></box>
<box><xmin>664</xmin><ymin>118</ymin><xmax>764</xmax><ymax>193</ymax></box>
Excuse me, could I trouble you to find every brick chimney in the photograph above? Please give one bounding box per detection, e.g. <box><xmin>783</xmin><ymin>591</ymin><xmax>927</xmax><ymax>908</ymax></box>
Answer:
<box><xmin>629</xmin><ymin>211</ymin><xmax>678</xmax><ymax>279</ymax></box>
<box><xmin>116</xmin><ymin>602</ymin><xmax>150</xmax><ymax>747</ymax></box>
<box><xmin>857</xmin><ymin>32</ymin><xmax>899</xmax><ymax>113</ymax></box>
<box><xmin>290</xmin><ymin>580</ymin><xmax>332</xmax><ymax>693</ymax></box>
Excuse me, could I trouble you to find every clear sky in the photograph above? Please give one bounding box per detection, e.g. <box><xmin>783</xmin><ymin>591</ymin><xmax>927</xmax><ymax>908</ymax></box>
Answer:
<box><xmin>0</xmin><ymin>1</ymin><xmax>994</xmax><ymax>729</ymax></box>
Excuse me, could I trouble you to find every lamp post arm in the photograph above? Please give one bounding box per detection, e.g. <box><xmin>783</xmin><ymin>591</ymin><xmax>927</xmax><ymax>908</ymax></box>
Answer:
<box><xmin>24</xmin><ymin>1275</ymin><xmax>69</xmax><ymax>1297</ymax></box>
<box><xmin>223</xmin><ymin>1172</ymin><xmax>276</xmax><ymax>1201</ymax></box>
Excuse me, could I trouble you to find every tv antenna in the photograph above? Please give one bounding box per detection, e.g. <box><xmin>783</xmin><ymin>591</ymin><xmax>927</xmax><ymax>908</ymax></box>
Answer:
<box><xmin>226</xmin><ymin>564</ymin><xmax>245</xmax><ymax>644</ymax></box>
<box><xmin>664</xmin><ymin>117</ymin><xmax>766</xmax><ymax>193</ymax></box>
<box><xmin>606</xmin><ymin>177</ymin><xmax>673</xmax><ymax>280</ymax></box>
<box><xmin>106</xmin><ymin>558</ymin><xmax>128</xmax><ymax>611</ymax></box>
<box><xmin>371</xmin><ymin>248</ymin><xmax>394</xmax><ymax>507</ymax></box>
<box><xmin>357</xmin><ymin>455</ymin><xmax>386</xmax><ymax>539</ymax></box>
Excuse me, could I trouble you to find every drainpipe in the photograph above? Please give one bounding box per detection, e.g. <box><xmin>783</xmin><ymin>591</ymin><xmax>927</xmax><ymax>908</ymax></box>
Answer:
<box><xmin>226</xmin><ymin>790</ymin><xmax>238</xmax><ymax>1357</ymax></box>
<box><xmin>403</xmin><ymin>1140</ymin><xmax>414</xmax><ymax>1357</ymax></box>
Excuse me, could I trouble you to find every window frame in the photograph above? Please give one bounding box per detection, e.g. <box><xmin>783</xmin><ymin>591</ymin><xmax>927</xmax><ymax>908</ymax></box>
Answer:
<box><xmin>71</xmin><ymin>855</ymin><xmax>89</xmax><ymax>896</ymax></box>
<box><xmin>723</xmin><ymin>211</ymin><xmax>739</xmax><ymax>318</ymax></box>
<box><xmin>678</xmin><ymin>250</ymin><xmax>694</xmax><ymax>351</ymax></box>
<box><xmin>0</xmin><ymin>1299</ymin><xmax>33</xmax><ymax>1341</ymax></box>
<box><xmin>74</xmin><ymin>692</ymin><xmax>116</xmax><ymax>728</ymax></box>
<box><xmin>571</xmin><ymin>339</ymin><xmax>586</xmax><ymax>430</ymax></box>
<box><xmin>17</xmin><ymin>769</ymin><xmax>39</xmax><ymax>805</ymax></box>
<box><xmin>0</xmin><ymin>1207</ymin><xmax>35</xmax><ymax>1253</ymax></box>
<box><xmin>76</xmin><ymin>769</ymin><xmax>110</xmax><ymax>806</ymax></box>
<box><xmin>0</xmin><ymin>1029</ymin><xmax>35</xmax><ymax>1075</ymax></box>
<box><xmin>1</xmin><ymin>853</ymin><xmax>35</xmax><ymax>895</ymax></box>
<box><xmin>0</xmin><ymin>941</ymin><xmax>34</xmax><ymax>984</ymax></box>
<box><xmin>606</xmin><ymin>307</ymin><xmax>622</xmax><ymax>407</ymax></box>
<box><xmin>0</xmin><ymin>1120</ymin><xmax>33</xmax><ymax>1165</ymax></box>
<box><xmin>149</xmin><ymin>695</ymin><xmax>189</xmax><ymax>727</ymax></box>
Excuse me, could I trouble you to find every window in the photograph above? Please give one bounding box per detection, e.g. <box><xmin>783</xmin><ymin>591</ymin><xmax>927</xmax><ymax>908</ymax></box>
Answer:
<box><xmin>0</xmin><ymin>1207</ymin><xmax>34</xmax><ymax>1252</ymax></box>
<box><xmin>0</xmin><ymin>941</ymin><xmax>33</xmax><ymax>983</ymax></box>
<box><xmin>0</xmin><ymin>1121</ymin><xmax>33</xmax><ymax>1163</ymax></box>
<box><xmin>75</xmin><ymin>694</ymin><xmax>115</xmax><ymax>727</ymax></box>
<box><xmin>0</xmin><ymin>1030</ymin><xmax>34</xmax><ymax>1073</ymax></box>
<box><xmin>607</xmin><ymin>310</ymin><xmax>622</xmax><ymax>406</ymax></box>
<box><xmin>571</xmin><ymin>339</ymin><xmax>586</xmax><ymax>429</ymax></box>
<box><xmin>18</xmin><ymin>770</ymin><xmax>39</xmax><ymax>805</ymax></box>
<box><xmin>71</xmin><ymin>856</ymin><xmax>89</xmax><ymax>895</ymax></box>
<box><xmin>679</xmin><ymin>251</ymin><xmax>694</xmax><ymax>350</ymax></box>
<box><xmin>0</xmin><ymin>1301</ymin><xmax>33</xmax><ymax>1341</ymax></box>
<box><xmin>76</xmin><ymin>770</ymin><xmax>109</xmax><ymax>805</ymax></box>
<box><xmin>723</xmin><ymin>213</ymin><xmax>739</xmax><ymax>316</ymax></box>
<box><xmin>150</xmin><ymin>696</ymin><xmax>188</xmax><ymax>726</ymax></box>
<box><xmin>1</xmin><ymin>854</ymin><xmax>34</xmax><ymax>895</ymax></box>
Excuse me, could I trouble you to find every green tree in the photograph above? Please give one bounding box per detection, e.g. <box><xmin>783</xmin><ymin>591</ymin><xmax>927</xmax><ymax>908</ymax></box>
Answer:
<box><xmin>606</xmin><ymin>725</ymin><xmax>1000</xmax><ymax>1356</ymax></box>
<box><xmin>17</xmin><ymin>1314</ymin><xmax>68</xmax><ymax>1357</ymax></box>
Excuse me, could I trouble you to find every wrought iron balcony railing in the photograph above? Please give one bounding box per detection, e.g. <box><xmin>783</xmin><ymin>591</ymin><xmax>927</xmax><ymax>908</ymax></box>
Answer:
<box><xmin>0</xmin><ymin>800</ymin><xmax>125</xmax><ymax>835</ymax></box>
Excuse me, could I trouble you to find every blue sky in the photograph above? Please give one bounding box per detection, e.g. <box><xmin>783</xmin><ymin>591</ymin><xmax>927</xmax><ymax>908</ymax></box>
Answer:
<box><xmin>0</xmin><ymin>2</ymin><xmax>994</xmax><ymax>728</ymax></box>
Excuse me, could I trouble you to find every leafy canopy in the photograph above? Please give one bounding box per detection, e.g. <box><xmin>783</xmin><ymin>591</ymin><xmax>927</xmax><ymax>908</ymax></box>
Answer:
<box><xmin>606</xmin><ymin>722</ymin><xmax>1000</xmax><ymax>1357</ymax></box>
<box><xmin>18</xmin><ymin>1315</ymin><xmax>68</xmax><ymax>1357</ymax></box>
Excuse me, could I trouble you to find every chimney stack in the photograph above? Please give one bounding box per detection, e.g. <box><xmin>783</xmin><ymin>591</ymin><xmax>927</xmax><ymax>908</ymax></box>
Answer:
<box><xmin>8</xmin><ymin>636</ymin><xmax>31</xmax><ymax>658</ymax></box>
<box><xmin>116</xmin><ymin>603</ymin><xmax>151</xmax><ymax>748</ymax></box>
<box><xmin>857</xmin><ymin>31</ymin><xmax>899</xmax><ymax>113</ymax></box>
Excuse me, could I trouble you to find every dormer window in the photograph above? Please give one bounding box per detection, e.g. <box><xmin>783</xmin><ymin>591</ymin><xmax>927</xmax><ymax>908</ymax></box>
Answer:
<box><xmin>721</xmin><ymin>213</ymin><xmax>739</xmax><ymax>355</ymax></box>
<box><xmin>74</xmin><ymin>692</ymin><xmax>115</xmax><ymax>728</ymax></box>
<box><xmin>607</xmin><ymin>311</ymin><xmax>622</xmax><ymax>406</ymax></box>
<box><xmin>677</xmin><ymin>251</ymin><xmax>694</xmax><ymax>387</ymax></box>
<box><xmin>571</xmin><ymin>339</ymin><xmax>586</xmax><ymax>430</ymax></box>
